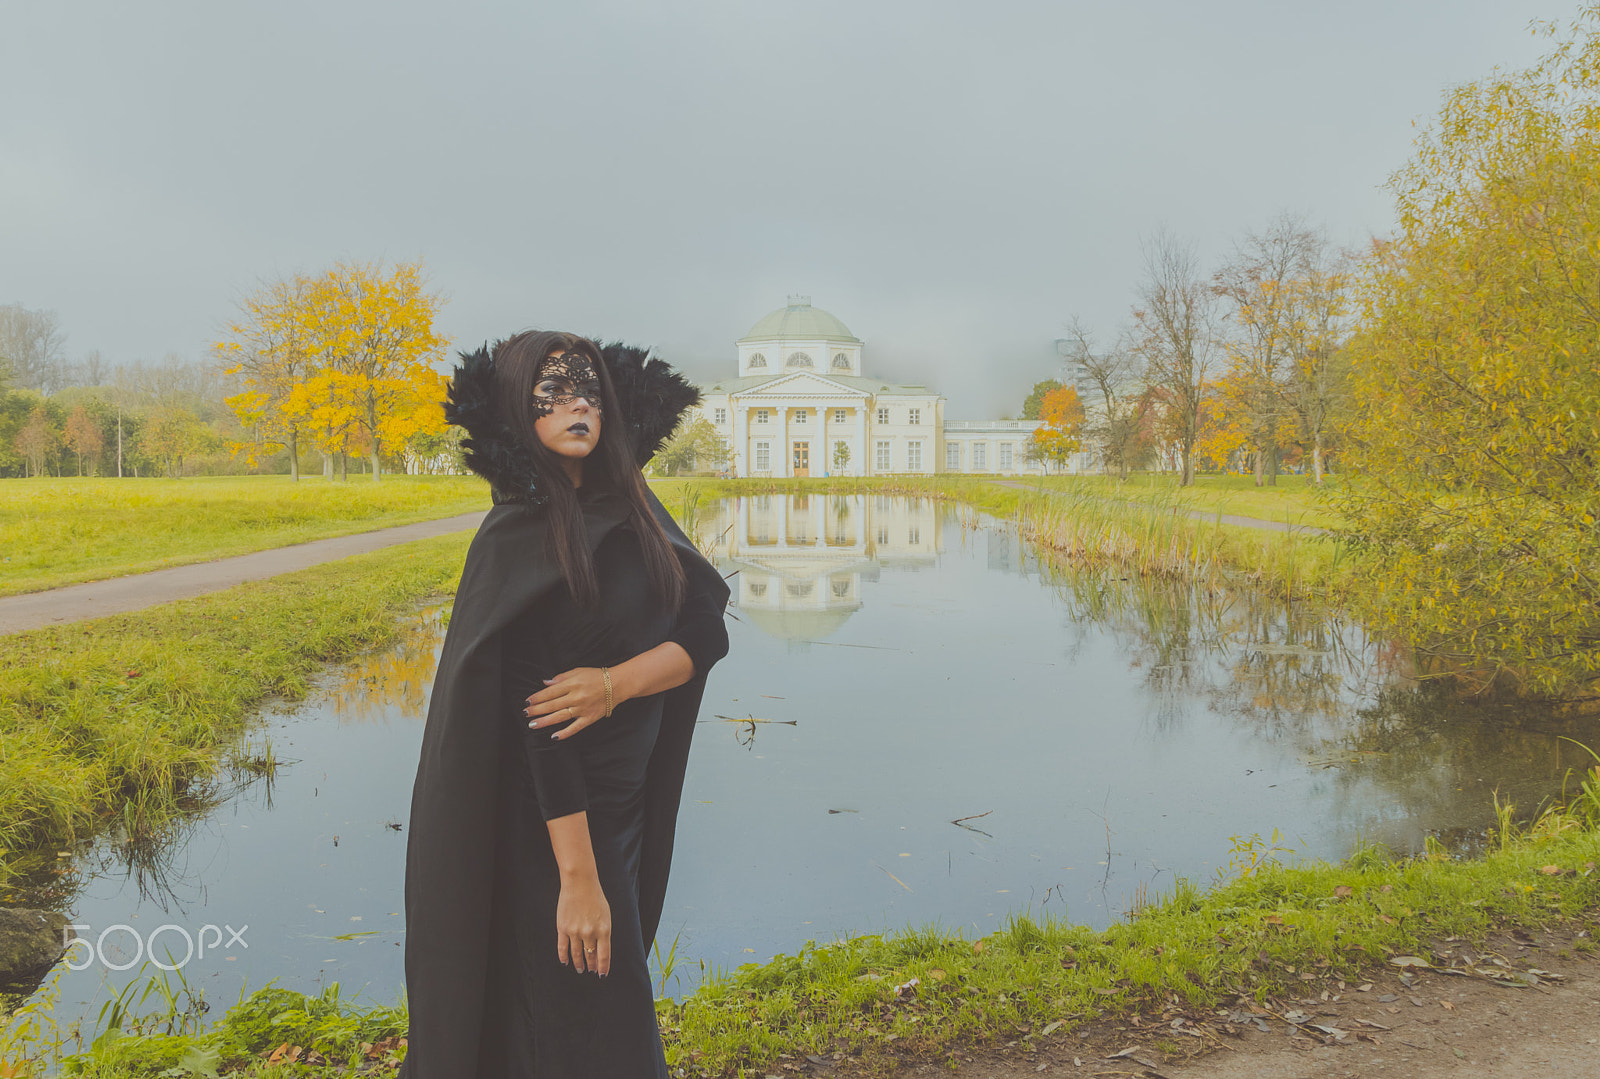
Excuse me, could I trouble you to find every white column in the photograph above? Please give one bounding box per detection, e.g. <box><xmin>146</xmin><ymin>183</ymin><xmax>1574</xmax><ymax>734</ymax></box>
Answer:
<box><xmin>782</xmin><ymin>407</ymin><xmax>793</xmax><ymax>477</ymax></box>
<box><xmin>857</xmin><ymin>405</ymin><xmax>869</xmax><ymax>477</ymax></box>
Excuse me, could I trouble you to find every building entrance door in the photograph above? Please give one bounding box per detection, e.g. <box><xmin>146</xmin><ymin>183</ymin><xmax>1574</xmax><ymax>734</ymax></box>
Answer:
<box><xmin>792</xmin><ymin>441</ymin><xmax>810</xmax><ymax>477</ymax></box>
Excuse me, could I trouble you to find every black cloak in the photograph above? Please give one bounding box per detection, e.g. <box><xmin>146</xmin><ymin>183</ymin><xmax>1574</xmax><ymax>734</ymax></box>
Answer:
<box><xmin>398</xmin><ymin>343</ymin><xmax>725</xmax><ymax>1076</ymax></box>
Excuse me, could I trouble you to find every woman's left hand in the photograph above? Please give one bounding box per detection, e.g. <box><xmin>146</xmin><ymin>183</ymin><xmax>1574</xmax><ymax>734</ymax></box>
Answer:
<box><xmin>525</xmin><ymin>667</ymin><xmax>610</xmax><ymax>740</ymax></box>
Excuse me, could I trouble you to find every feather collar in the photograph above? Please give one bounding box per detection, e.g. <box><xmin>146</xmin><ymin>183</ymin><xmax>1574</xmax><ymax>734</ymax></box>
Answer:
<box><xmin>444</xmin><ymin>339</ymin><xmax>700</xmax><ymax>506</ymax></box>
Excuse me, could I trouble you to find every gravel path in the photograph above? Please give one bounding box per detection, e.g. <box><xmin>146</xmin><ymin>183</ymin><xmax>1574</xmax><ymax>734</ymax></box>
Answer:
<box><xmin>0</xmin><ymin>510</ymin><xmax>488</xmax><ymax>635</ymax></box>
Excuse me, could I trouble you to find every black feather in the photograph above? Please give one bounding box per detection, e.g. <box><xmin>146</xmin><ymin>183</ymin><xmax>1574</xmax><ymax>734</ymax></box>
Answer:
<box><xmin>443</xmin><ymin>337</ymin><xmax>700</xmax><ymax>503</ymax></box>
<box><xmin>596</xmin><ymin>340</ymin><xmax>703</xmax><ymax>467</ymax></box>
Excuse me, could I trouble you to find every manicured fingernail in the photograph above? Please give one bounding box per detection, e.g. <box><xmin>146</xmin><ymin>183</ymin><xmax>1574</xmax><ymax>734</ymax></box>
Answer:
<box><xmin>543</xmin><ymin>678</ymin><xmax>554</xmax><ymax>685</ymax></box>
<box><xmin>527</xmin><ymin>721</ymin><xmax>537</xmax><ymax>728</ymax></box>
<box><xmin>550</xmin><ymin>732</ymin><xmax>560</xmax><ymax>740</ymax></box>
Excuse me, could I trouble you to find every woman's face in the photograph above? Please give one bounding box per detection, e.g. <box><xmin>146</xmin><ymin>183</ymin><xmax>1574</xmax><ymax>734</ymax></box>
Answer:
<box><xmin>532</xmin><ymin>350</ymin><xmax>603</xmax><ymax>462</ymax></box>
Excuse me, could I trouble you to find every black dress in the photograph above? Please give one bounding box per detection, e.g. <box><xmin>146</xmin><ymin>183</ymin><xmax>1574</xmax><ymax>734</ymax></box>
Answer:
<box><xmin>475</xmin><ymin>490</ymin><xmax>729</xmax><ymax>1077</ymax></box>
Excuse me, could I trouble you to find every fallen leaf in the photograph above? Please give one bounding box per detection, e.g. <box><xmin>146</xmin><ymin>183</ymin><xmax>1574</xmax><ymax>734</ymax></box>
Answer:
<box><xmin>1390</xmin><ymin>955</ymin><xmax>1431</xmax><ymax>969</ymax></box>
<box><xmin>1540</xmin><ymin>864</ymin><xmax>1562</xmax><ymax>875</ymax></box>
<box><xmin>1333</xmin><ymin>885</ymin><xmax>1353</xmax><ymax>898</ymax></box>
<box><xmin>1041</xmin><ymin>1020</ymin><xmax>1064</xmax><ymax>1036</ymax></box>
<box><xmin>1106</xmin><ymin>1046</ymin><xmax>1139</xmax><ymax>1059</ymax></box>
<box><xmin>927</xmin><ymin>968</ymin><xmax>946</xmax><ymax>981</ymax></box>
<box><xmin>1441</xmin><ymin>1000</ymin><xmax>1455</xmax><ymax>1010</ymax></box>
<box><xmin>1356</xmin><ymin>982</ymin><xmax>1373</xmax><ymax>992</ymax></box>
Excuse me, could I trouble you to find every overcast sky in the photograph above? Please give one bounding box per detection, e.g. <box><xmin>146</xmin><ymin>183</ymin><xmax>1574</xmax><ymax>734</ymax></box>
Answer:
<box><xmin>1</xmin><ymin>0</ymin><xmax>1574</xmax><ymax>417</ymax></box>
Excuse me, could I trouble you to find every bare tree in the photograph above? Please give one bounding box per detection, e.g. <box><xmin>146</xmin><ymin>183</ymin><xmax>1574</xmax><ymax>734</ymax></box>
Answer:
<box><xmin>0</xmin><ymin>304</ymin><xmax>68</xmax><ymax>392</ymax></box>
<box><xmin>1212</xmin><ymin>212</ymin><xmax>1318</xmax><ymax>485</ymax></box>
<box><xmin>1061</xmin><ymin>318</ymin><xmax>1148</xmax><ymax>480</ymax></box>
<box><xmin>1280</xmin><ymin>244</ymin><xmax>1353</xmax><ymax>484</ymax></box>
<box><xmin>80</xmin><ymin>349</ymin><xmax>110</xmax><ymax>387</ymax></box>
<box><xmin>1130</xmin><ymin>228</ymin><xmax>1217</xmax><ymax>485</ymax></box>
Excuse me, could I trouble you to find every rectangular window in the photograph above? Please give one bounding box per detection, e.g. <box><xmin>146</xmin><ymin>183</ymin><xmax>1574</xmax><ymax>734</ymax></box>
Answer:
<box><xmin>833</xmin><ymin>409</ymin><xmax>847</xmax><ymax>424</ymax></box>
<box><xmin>946</xmin><ymin>442</ymin><xmax>961</xmax><ymax>470</ymax></box>
<box><xmin>999</xmin><ymin>443</ymin><xmax>1013</xmax><ymax>469</ymax></box>
<box><xmin>876</xmin><ymin>407</ymin><xmax>889</xmax><ymax>424</ymax></box>
<box><xmin>973</xmin><ymin>442</ymin><xmax>987</xmax><ymax>470</ymax></box>
<box><xmin>876</xmin><ymin>526</ymin><xmax>889</xmax><ymax>544</ymax></box>
<box><xmin>909</xmin><ymin>408</ymin><xmax>921</xmax><ymax>425</ymax></box>
<box><xmin>875</xmin><ymin>440</ymin><xmax>891</xmax><ymax>470</ymax></box>
<box><xmin>793</xmin><ymin>409</ymin><xmax>808</xmax><ymax>423</ymax></box>
<box><xmin>714</xmin><ymin>408</ymin><xmax>727</xmax><ymax>424</ymax></box>
<box><xmin>908</xmin><ymin>526</ymin><xmax>920</xmax><ymax>544</ymax></box>
<box><xmin>907</xmin><ymin>441</ymin><xmax>922</xmax><ymax>470</ymax></box>
<box><xmin>755</xmin><ymin>409</ymin><xmax>769</xmax><ymax>424</ymax></box>
<box><xmin>755</xmin><ymin>441</ymin><xmax>770</xmax><ymax>471</ymax></box>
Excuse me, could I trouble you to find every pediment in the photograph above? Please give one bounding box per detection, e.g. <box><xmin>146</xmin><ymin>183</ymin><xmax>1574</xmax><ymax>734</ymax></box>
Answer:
<box><xmin>730</xmin><ymin>372</ymin><xmax>867</xmax><ymax>399</ymax></box>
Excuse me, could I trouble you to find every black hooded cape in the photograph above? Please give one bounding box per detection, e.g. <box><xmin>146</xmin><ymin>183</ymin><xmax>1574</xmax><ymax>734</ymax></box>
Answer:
<box><xmin>398</xmin><ymin>343</ymin><xmax>725</xmax><ymax>1075</ymax></box>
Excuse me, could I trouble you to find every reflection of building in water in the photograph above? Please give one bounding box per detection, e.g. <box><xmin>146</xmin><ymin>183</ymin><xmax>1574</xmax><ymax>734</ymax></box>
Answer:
<box><xmin>701</xmin><ymin>494</ymin><xmax>941</xmax><ymax>641</ymax></box>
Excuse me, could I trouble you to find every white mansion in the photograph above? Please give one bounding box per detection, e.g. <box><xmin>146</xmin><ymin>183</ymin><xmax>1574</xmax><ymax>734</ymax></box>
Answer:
<box><xmin>695</xmin><ymin>297</ymin><xmax>1050</xmax><ymax>478</ymax></box>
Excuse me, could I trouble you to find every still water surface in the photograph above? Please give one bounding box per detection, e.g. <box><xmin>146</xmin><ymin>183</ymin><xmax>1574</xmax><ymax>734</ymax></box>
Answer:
<box><xmin>31</xmin><ymin>495</ymin><xmax>1600</xmax><ymax>1027</ymax></box>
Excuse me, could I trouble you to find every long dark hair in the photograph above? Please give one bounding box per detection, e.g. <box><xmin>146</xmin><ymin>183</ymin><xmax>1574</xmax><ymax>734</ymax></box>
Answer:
<box><xmin>491</xmin><ymin>330</ymin><xmax>686</xmax><ymax>611</ymax></box>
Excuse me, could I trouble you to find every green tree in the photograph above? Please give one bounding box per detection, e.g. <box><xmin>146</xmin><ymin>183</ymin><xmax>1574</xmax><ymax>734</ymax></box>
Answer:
<box><xmin>1340</xmin><ymin>5</ymin><xmax>1600</xmax><ymax>695</ymax></box>
<box><xmin>1021</xmin><ymin>379</ymin><xmax>1063</xmax><ymax>421</ymax></box>
<box><xmin>652</xmin><ymin>415</ymin><xmax>727</xmax><ymax>476</ymax></box>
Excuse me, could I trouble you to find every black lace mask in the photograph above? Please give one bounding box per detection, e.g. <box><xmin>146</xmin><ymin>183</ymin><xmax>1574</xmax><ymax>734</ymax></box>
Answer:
<box><xmin>532</xmin><ymin>352</ymin><xmax>604</xmax><ymax>417</ymax></box>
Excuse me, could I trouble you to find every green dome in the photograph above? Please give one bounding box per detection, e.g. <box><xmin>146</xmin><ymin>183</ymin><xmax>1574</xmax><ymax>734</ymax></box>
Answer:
<box><xmin>739</xmin><ymin>296</ymin><xmax>859</xmax><ymax>344</ymax></box>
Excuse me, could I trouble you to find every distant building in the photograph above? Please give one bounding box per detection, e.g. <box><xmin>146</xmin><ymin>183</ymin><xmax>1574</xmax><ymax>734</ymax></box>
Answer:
<box><xmin>694</xmin><ymin>297</ymin><xmax>1061</xmax><ymax>477</ymax></box>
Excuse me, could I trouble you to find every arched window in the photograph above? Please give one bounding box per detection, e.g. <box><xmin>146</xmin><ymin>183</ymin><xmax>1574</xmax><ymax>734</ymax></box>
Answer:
<box><xmin>832</xmin><ymin>352</ymin><xmax>850</xmax><ymax>370</ymax></box>
<box><xmin>786</xmin><ymin>351</ymin><xmax>813</xmax><ymax>368</ymax></box>
<box><xmin>748</xmin><ymin>353</ymin><xmax>767</xmax><ymax>369</ymax></box>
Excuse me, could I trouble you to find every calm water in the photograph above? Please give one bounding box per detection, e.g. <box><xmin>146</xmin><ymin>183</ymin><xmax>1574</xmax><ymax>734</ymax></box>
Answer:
<box><xmin>21</xmin><ymin>495</ymin><xmax>1600</xmax><ymax>1029</ymax></box>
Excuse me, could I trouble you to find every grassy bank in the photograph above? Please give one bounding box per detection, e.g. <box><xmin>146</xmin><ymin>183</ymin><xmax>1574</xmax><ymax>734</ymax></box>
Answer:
<box><xmin>1033</xmin><ymin>472</ymin><xmax>1344</xmax><ymax>529</ymax></box>
<box><xmin>0</xmin><ymin>475</ymin><xmax>488</xmax><ymax>597</ymax></box>
<box><xmin>8</xmin><ymin>789</ymin><xmax>1598</xmax><ymax>1077</ymax></box>
<box><xmin>0</xmin><ymin>531</ymin><xmax>472</xmax><ymax>878</ymax></box>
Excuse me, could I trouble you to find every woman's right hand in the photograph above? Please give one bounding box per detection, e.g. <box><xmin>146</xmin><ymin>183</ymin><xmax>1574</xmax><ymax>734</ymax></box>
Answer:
<box><xmin>556</xmin><ymin>875</ymin><xmax>612</xmax><ymax>976</ymax></box>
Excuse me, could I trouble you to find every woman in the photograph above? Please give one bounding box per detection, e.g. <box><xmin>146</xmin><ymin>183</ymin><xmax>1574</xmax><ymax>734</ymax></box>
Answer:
<box><xmin>399</xmin><ymin>331</ymin><xmax>730</xmax><ymax>1077</ymax></box>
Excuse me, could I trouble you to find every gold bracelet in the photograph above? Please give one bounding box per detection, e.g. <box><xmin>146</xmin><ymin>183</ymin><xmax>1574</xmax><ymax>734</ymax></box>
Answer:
<box><xmin>601</xmin><ymin>667</ymin><xmax>614</xmax><ymax>718</ymax></box>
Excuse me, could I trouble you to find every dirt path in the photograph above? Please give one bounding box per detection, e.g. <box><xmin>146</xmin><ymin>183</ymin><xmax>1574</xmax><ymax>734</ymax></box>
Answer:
<box><xmin>0</xmin><ymin>510</ymin><xmax>487</xmax><ymax>635</ymax></box>
<box><xmin>992</xmin><ymin>481</ymin><xmax>1330</xmax><ymax>536</ymax></box>
<box><xmin>836</xmin><ymin>928</ymin><xmax>1600</xmax><ymax>1078</ymax></box>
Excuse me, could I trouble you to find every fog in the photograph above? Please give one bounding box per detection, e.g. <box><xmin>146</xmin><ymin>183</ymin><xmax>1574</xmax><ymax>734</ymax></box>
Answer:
<box><xmin>0</xmin><ymin>0</ymin><xmax>1568</xmax><ymax>415</ymax></box>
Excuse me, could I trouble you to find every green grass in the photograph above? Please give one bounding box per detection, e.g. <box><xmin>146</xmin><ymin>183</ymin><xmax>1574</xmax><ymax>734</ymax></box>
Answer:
<box><xmin>1029</xmin><ymin>472</ymin><xmax>1345</xmax><ymax>530</ymax></box>
<box><xmin>0</xmin><ymin>475</ymin><xmax>489</xmax><ymax>597</ymax></box>
<box><xmin>0</xmin><ymin>531</ymin><xmax>472</xmax><ymax>875</ymax></box>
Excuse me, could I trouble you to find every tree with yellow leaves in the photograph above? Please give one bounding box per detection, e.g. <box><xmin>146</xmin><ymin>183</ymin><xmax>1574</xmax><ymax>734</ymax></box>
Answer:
<box><xmin>1341</xmin><ymin>4</ymin><xmax>1600</xmax><ymax>695</ymax></box>
<box><xmin>217</xmin><ymin>276</ymin><xmax>317</xmax><ymax>479</ymax></box>
<box><xmin>302</xmin><ymin>261</ymin><xmax>450</xmax><ymax>481</ymax></box>
<box><xmin>1031</xmin><ymin>384</ymin><xmax>1085</xmax><ymax>470</ymax></box>
<box><xmin>217</xmin><ymin>261</ymin><xmax>449</xmax><ymax>480</ymax></box>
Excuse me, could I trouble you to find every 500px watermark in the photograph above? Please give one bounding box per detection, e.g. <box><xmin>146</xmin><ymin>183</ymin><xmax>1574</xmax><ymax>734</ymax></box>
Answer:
<box><xmin>61</xmin><ymin>924</ymin><xmax>248</xmax><ymax>971</ymax></box>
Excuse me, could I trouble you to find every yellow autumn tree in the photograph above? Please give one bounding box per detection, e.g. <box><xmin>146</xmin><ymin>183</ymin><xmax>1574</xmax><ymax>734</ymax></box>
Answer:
<box><xmin>1340</xmin><ymin>4</ymin><xmax>1600</xmax><ymax>695</ymax></box>
<box><xmin>301</xmin><ymin>261</ymin><xmax>449</xmax><ymax>481</ymax></box>
<box><xmin>216</xmin><ymin>276</ymin><xmax>317</xmax><ymax>478</ymax></box>
<box><xmin>217</xmin><ymin>261</ymin><xmax>449</xmax><ymax>481</ymax></box>
<box><xmin>1031</xmin><ymin>385</ymin><xmax>1085</xmax><ymax>470</ymax></box>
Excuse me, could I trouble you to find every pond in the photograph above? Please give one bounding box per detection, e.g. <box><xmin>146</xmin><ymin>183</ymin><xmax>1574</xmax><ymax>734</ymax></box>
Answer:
<box><xmin>21</xmin><ymin>494</ymin><xmax>1600</xmax><ymax>1030</ymax></box>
